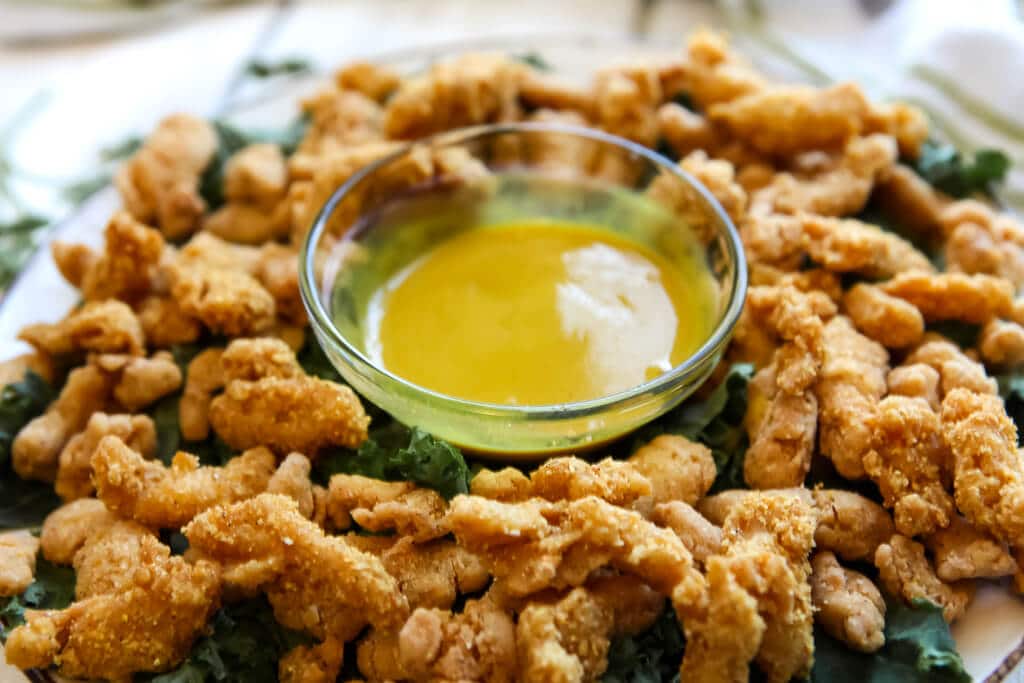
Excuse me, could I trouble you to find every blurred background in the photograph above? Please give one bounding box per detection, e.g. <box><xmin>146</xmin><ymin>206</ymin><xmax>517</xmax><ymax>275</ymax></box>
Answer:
<box><xmin>0</xmin><ymin>0</ymin><xmax>1022</xmax><ymax>293</ymax></box>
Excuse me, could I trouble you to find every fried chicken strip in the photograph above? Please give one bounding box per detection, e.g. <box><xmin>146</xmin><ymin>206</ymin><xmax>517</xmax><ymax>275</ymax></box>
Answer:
<box><xmin>55</xmin><ymin>412</ymin><xmax>157</xmax><ymax>501</ymax></box>
<box><xmin>811</xmin><ymin>551</ymin><xmax>885</xmax><ymax>653</ymax></box>
<box><xmin>92</xmin><ymin>435</ymin><xmax>276</xmax><ymax>528</ymax></box>
<box><xmin>863</xmin><ymin>396</ymin><xmax>955</xmax><ymax>537</ymax></box>
<box><xmin>209</xmin><ymin>375</ymin><xmax>369</xmax><ymax>454</ymax></box>
<box><xmin>184</xmin><ymin>494</ymin><xmax>409</xmax><ymax>641</ymax></box>
<box><xmin>925</xmin><ymin>516</ymin><xmax>1018</xmax><ymax>582</ymax></box>
<box><xmin>874</xmin><ymin>534</ymin><xmax>972</xmax><ymax>622</ymax></box>
<box><xmin>447</xmin><ymin>495</ymin><xmax>704</xmax><ymax>604</ymax></box>
<box><xmin>39</xmin><ymin>499</ymin><xmax>117</xmax><ymax>565</ymax></box>
<box><xmin>941</xmin><ymin>388</ymin><xmax>1024</xmax><ymax>547</ymax></box>
<box><xmin>881</xmin><ymin>272</ymin><xmax>1013</xmax><ymax>323</ymax></box>
<box><xmin>0</xmin><ymin>531</ymin><xmax>39</xmax><ymax>597</ymax></box>
<box><xmin>4</xmin><ymin>539</ymin><xmax>220</xmax><ymax>681</ymax></box>
<box><xmin>19</xmin><ymin>300</ymin><xmax>146</xmax><ymax>357</ymax></box>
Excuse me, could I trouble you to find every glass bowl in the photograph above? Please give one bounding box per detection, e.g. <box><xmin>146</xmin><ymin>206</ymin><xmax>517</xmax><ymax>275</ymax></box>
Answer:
<box><xmin>300</xmin><ymin>122</ymin><xmax>746</xmax><ymax>458</ymax></box>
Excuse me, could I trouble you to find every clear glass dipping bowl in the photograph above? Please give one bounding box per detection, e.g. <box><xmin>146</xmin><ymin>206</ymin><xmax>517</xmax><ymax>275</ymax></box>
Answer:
<box><xmin>299</xmin><ymin>122</ymin><xmax>746</xmax><ymax>458</ymax></box>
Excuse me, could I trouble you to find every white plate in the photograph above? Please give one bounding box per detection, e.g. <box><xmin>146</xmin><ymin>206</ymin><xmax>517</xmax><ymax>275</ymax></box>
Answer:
<box><xmin>0</xmin><ymin>35</ymin><xmax>1022</xmax><ymax>683</ymax></box>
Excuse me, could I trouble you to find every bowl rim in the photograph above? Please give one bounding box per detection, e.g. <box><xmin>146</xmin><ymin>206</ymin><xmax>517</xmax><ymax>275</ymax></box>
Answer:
<box><xmin>299</xmin><ymin>121</ymin><xmax>748</xmax><ymax>418</ymax></box>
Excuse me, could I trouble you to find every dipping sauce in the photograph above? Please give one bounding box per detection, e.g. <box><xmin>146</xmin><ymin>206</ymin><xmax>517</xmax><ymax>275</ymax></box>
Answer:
<box><xmin>365</xmin><ymin>219</ymin><xmax>717</xmax><ymax>405</ymax></box>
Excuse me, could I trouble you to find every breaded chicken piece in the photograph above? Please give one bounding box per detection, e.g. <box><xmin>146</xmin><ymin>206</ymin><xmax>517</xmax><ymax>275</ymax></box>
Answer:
<box><xmin>628</xmin><ymin>434</ymin><xmax>716</xmax><ymax>505</ymax></box>
<box><xmin>656</xmin><ymin>102</ymin><xmax>718</xmax><ymax>159</ymax></box>
<box><xmin>267</xmin><ymin>452</ymin><xmax>317</xmax><ymax>519</ymax></box>
<box><xmin>469</xmin><ymin>467</ymin><xmax>532</xmax><ymax>502</ymax></box>
<box><xmin>71</xmin><ymin>520</ymin><xmax>161</xmax><ymax>599</ymax></box>
<box><xmin>742</xmin><ymin>213</ymin><xmax>933</xmax><ymax>279</ymax></box>
<box><xmin>383</xmin><ymin>53</ymin><xmax>524</xmax><ymax>139</ymax></box>
<box><xmin>447</xmin><ymin>495</ymin><xmax>705</xmax><ymax>604</ymax></box>
<box><xmin>925</xmin><ymin>516</ymin><xmax>1018</xmax><ymax>582</ymax></box>
<box><xmin>812</xmin><ymin>489</ymin><xmax>895</xmax><ymax>563</ymax></box>
<box><xmin>863</xmin><ymin>396</ymin><xmax>954</xmax><ymax>537</ymax></box>
<box><xmin>171</xmin><ymin>265</ymin><xmax>277</xmax><ymax>337</ymax></box>
<box><xmin>351</xmin><ymin>536</ymin><xmax>489</xmax><ymax>610</ymax></box>
<box><xmin>722</xmin><ymin>493</ymin><xmax>817</xmax><ymax>683</ymax></box>
<box><xmin>905</xmin><ymin>337</ymin><xmax>997</xmax><ymax>397</ymax></box>
<box><xmin>518</xmin><ymin>71</ymin><xmax>594</xmax><ymax>115</ymax></box>
<box><xmin>593</xmin><ymin>62</ymin><xmax>662</xmax><ymax>146</ymax></box>
<box><xmin>180</xmin><ymin>347</ymin><xmax>224</xmax><ymax>441</ymax></box>
<box><xmin>335</xmin><ymin>60</ymin><xmax>401</xmax><ymax>102</ymax></box>
<box><xmin>350</xmin><ymin>488</ymin><xmax>449</xmax><ymax>542</ymax></box>
<box><xmin>843</xmin><ymin>283</ymin><xmax>925</xmax><ymax>349</ymax></box>
<box><xmin>53</xmin><ymin>211</ymin><xmax>165</xmax><ymax>303</ymax></box>
<box><xmin>115</xmin><ymin>113</ymin><xmax>217</xmax><ymax>239</ymax></box>
<box><xmin>255</xmin><ymin>243</ymin><xmax>307</xmax><ymax>325</ymax></box>
<box><xmin>652</xmin><ymin>500</ymin><xmax>723</xmax><ymax>564</ymax></box>
<box><xmin>708</xmin><ymin>82</ymin><xmax>871</xmax><ymax>156</ymax></box>
<box><xmin>881</xmin><ymin>272</ymin><xmax>1013</xmax><ymax>323</ymax></box>
<box><xmin>223</xmin><ymin>143</ymin><xmax>288</xmax><ymax>208</ymax></box>
<box><xmin>205</xmin><ymin>202</ymin><xmax>288</xmax><ymax>247</ymax></box>
<box><xmin>5</xmin><ymin>540</ymin><xmax>220</xmax><ymax>681</ymax></box>
<box><xmin>55</xmin><ymin>412</ymin><xmax>157</xmax><ymax>501</ymax></box>
<box><xmin>517</xmin><ymin>587</ymin><xmax>614</xmax><ymax>682</ymax></box>
<box><xmin>979</xmin><ymin>319</ymin><xmax>1024</xmax><ymax>366</ymax></box>
<box><xmin>185</xmin><ymin>494</ymin><xmax>408</xmax><ymax>641</ymax></box>
<box><xmin>39</xmin><ymin>499</ymin><xmax>117</xmax><ymax>565</ymax></box>
<box><xmin>19</xmin><ymin>300</ymin><xmax>146</xmax><ymax>357</ymax></box>
<box><xmin>359</xmin><ymin>595</ymin><xmax>517</xmax><ymax>682</ymax></box>
<box><xmin>874</xmin><ymin>534</ymin><xmax>972</xmax><ymax>622</ymax></box>
<box><xmin>678</xmin><ymin>554</ymin><xmax>764</xmax><ymax>683</ymax></box>
<box><xmin>873</xmin><ymin>163</ymin><xmax>947</xmax><ymax>235</ymax></box>
<box><xmin>530</xmin><ymin>456</ymin><xmax>653</xmax><ymax>508</ymax></box>
<box><xmin>175</xmin><ymin>230</ymin><xmax>262</xmax><ymax>273</ymax></box>
<box><xmin>135</xmin><ymin>294</ymin><xmax>202</xmax><ymax>348</ymax></box>
<box><xmin>678</xmin><ymin>151</ymin><xmax>748</xmax><ymax>225</ymax></box>
<box><xmin>12</xmin><ymin>365</ymin><xmax>114</xmax><ymax>482</ymax></box>
<box><xmin>697</xmin><ymin>488</ymin><xmax>813</xmax><ymax>526</ymax></box>
<box><xmin>941</xmin><ymin>389</ymin><xmax>1024</xmax><ymax>547</ymax></box>
<box><xmin>887</xmin><ymin>363</ymin><xmax>941</xmax><ymax>411</ymax></box>
<box><xmin>92</xmin><ymin>436</ymin><xmax>276</xmax><ymax>528</ymax></box>
<box><xmin>0</xmin><ymin>531</ymin><xmax>39</xmax><ymax>596</ymax></box>
<box><xmin>279</xmin><ymin>637</ymin><xmax>345</xmax><ymax>683</ymax></box>
<box><xmin>811</xmin><ymin>551</ymin><xmax>885</xmax><ymax>653</ymax></box>
<box><xmin>816</xmin><ymin>316</ymin><xmax>889</xmax><ymax>479</ymax></box>
<box><xmin>220</xmin><ymin>336</ymin><xmax>302</xmax><ymax>381</ymax></box>
<box><xmin>92</xmin><ymin>351</ymin><xmax>183</xmax><ymax>411</ymax></box>
<box><xmin>749</xmin><ymin>134</ymin><xmax>896</xmax><ymax>218</ymax></box>
<box><xmin>209</xmin><ymin>375</ymin><xmax>369</xmax><ymax>455</ymax></box>
<box><xmin>683</xmin><ymin>492</ymin><xmax>817</xmax><ymax>683</ymax></box>
<box><xmin>671</xmin><ymin>29</ymin><xmax>764</xmax><ymax>109</ymax></box>
<box><xmin>326</xmin><ymin>474</ymin><xmax>414</xmax><ymax>530</ymax></box>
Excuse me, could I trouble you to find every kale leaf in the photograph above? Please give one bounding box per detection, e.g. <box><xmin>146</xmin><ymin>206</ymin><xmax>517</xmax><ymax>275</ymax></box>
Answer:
<box><xmin>602</xmin><ymin>604</ymin><xmax>685</xmax><ymax>683</ymax></box>
<box><xmin>317</xmin><ymin>425</ymin><xmax>471</xmax><ymax>499</ymax></box>
<box><xmin>811</xmin><ymin>598</ymin><xmax>969</xmax><ymax>683</ymax></box>
<box><xmin>144</xmin><ymin>597</ymin><xmax>312</xmax><ymax>683</ymax></box>
<box><xmin>244</xmin><ymin>57</ymin><xmax>313</xmax><ymax>79</ymax></box>
<box><xmin>0</xmin><ymin>558</ymin><xmax>75</xmax><ymax>639</ymax></box>
<box><xmin>511</xmin><ymin>52</ymin><xmax>552</xmax><ymax>71</ymax></box>
<box><xmin>630</xmin><ymin>363</ymin><xmax>754</xmax><ymax>491</ymax></box>
<box><xmin>0</xmin><ymin>370</ymin><xmax>62</xmax><ymax>529</ymax></box>
<box><xmin>297</xmin><ymin>334</ymin><xmax>343</xmax><ymax>383</ymax></box>
<box><xmin>0</xmin><ymin>215</ymin><xmax>49</xmax><ymax>291</ymax></box>
<box><xmin>912</xmin><ymin>140</ymin><xmax>1010</xmax><ymax>198</ymax></box>
<box><xmin>0</xmin><ymin>370</ymin><xmax>53</xmax><ymax>468</ymax></box>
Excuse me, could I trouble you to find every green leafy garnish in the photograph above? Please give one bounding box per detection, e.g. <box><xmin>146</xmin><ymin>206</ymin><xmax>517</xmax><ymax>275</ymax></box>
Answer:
<box><xmin>318</xmin><ymin>425</ymin><xmax>471</xmax><ymax>499</ymax></box>
<box><xmin>912</xmin><ymin>140</ymin><xmax>1010</xmax><ymax>198</ymax></box>
<box><xmin>603</xmin><ymin>604</ymin><xmax>685</xmax><ymax>683</ymax></box>
<box><xmin>511</xmin><ymin>52</ymin><xmax>552</xmax><ymax>71</ymax></box>
<box><xmin>198</xmin><ymin>118</ymin><xmax>309</xmax><ymax>211</ymax></box>
<box><xmin>631</xmin><ymin>363</ymin><xmax>754</xmax><ymax>491</ymax></box>
<box><xmin>996</xmin><ymin>371</ymin><xmax>1024</xmax><ymax>445</ymax></box>
<box><xmin>144</xmin><ymin>597</ymin><xmax>312</xmax><ymax>683</ymax></box>
<box><xmin>0</xmin><ymin>558</ymin><xmax>75</xmax><ymax>639</ymax></box>
<box><xmin>0</xmin><ymin>215</ymin><xmax>48</xmax><ymax>291</ymax></box>
<box><xmin>0</xmin><ymin>370</ymin><xmax>53</xmax><ymax>468</ymax></box>
<box><xmin>244</xmin><ymin>57</ymin><xmax>314</xmax><ymax>79</ymax></box>
<box><xmin>0</xmin><ymin>370</ymin><xmax>62</xmax><ymax>529</ymax></box>
<box><xmin>926</xmin><ymin>321</ymin><xmax>981</xmax><ymax>349</ymax></box>
<box><xmin>100</xmin><ymin>135</ymin><xmax>143</xmax><ymax>162</ymax></box>
<box><xmin>297</xmin><ymin>335</ymin><xmax>342</xmax><ymax>383</ymax></box>
<box><xmin>148</xmin><ymin>392</ymin><xmax>233</xmax><ymax>467</ymax></box>
<box><xmin>811</xmin><ymin>598</ymin><xmax>970</xmax><ymax>683</ymax></box>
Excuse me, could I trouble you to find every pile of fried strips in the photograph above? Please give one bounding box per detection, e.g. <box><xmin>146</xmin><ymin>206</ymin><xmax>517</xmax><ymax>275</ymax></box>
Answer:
<box><xmin>0</xmin><ymin>28</ymin><xmax>1022</xmax><ymax>683</ymax></box>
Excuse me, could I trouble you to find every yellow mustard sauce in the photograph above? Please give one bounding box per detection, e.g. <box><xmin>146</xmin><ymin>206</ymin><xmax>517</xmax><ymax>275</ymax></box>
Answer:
<box><xmin>365</xmin><ymin>219</ymin><xmax>717</xmax><ymax>405</ymax></box>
